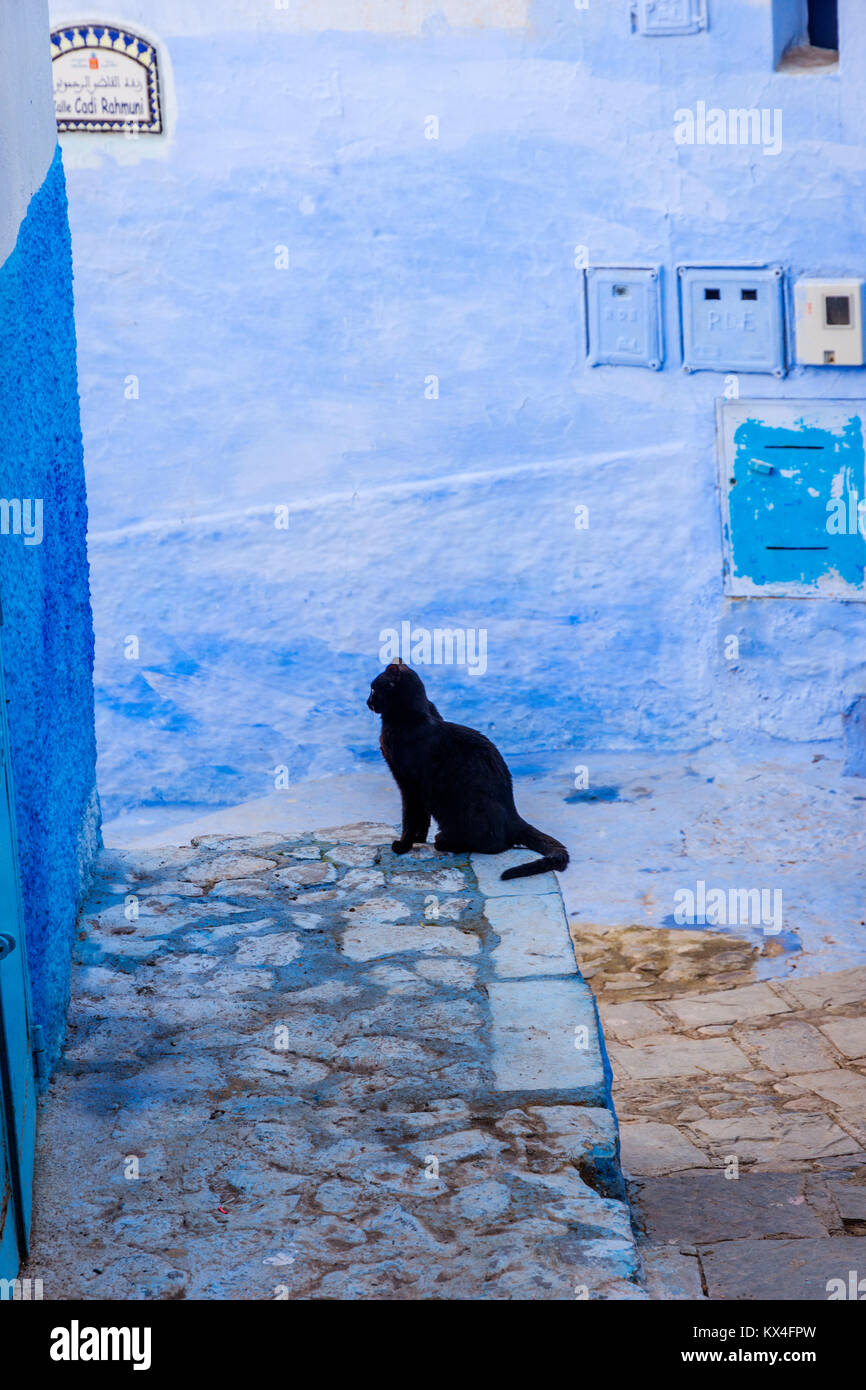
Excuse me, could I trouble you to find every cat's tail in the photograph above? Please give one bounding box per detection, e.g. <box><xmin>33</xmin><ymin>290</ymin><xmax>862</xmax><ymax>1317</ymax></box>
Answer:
<box><xmin>501</xmin><ymin>819</ymin><xmax>569</xmax><ymax>879</ymax></box>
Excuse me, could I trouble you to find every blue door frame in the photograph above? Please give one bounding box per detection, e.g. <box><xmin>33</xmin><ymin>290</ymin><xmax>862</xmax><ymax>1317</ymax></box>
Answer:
<box><xmin>0</xmin><ymin>607</ymin><xmax>37</xmax><ymax>1285</ymax></box>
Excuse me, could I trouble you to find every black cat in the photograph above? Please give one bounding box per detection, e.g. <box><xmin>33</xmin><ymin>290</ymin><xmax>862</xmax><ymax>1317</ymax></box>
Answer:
<box><xmin>367</xmin><ymin>660</ymin><xmax>569</xmax><ymax>880</ymax></box>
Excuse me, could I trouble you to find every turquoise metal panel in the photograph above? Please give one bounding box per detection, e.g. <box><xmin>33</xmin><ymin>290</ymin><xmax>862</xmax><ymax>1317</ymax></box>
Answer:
<box><xmin>0</xmin><ymin>1076</ymin><xmax>19</xmax><ymax>1284</ymax></box>
<box><xmin>718</xmin><ymin>400</ymin><xmax>866</xmax><ymax>599</ymax></box>
<box><xmin>0</xmin><ymin>619</ymin><xmax>36</xmax><ymax>1285</ymax></box>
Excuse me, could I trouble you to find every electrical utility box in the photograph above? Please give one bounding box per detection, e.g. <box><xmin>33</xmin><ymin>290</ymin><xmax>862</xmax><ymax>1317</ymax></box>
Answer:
<box><xmin>679</xmin><ymin>266</ymin><xmax>786</xmax><ymax>375</ymax></box>
<box><xmin>717</xmin><ymin>399</ymin><xmax>866</xmax><ymax>599</ymax></box>
<box><xmin>630</xmin><ymin>1</ymin><xmax>707</xmax><ymax>36</ymax></box>
<box><xmin>794</xmin><ymin>279</ymin><xmax>866</xmax><ymax>366</ymax></box>
<box><xmin>585</xmin><ymin>267</ymin><xmax>662</xmax><ymax>369</ymax></box>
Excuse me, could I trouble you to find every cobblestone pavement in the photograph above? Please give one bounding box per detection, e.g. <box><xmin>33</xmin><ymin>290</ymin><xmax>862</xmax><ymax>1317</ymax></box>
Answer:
<box><xmin>576</xmin><ymin>922</ymin><xmax>866</xmax><ymax>1299</ymax></box>
<box><xmin>24</xmin><ymin>825</ymin><xmax>642</xmax><ymax>1301</ymax></box>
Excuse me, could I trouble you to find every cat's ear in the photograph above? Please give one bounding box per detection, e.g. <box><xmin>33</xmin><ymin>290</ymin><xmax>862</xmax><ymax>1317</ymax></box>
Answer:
<box><xmin>385</xmin><ymin>659</ymin><xmax>405</xmax><ymax>685</ymax></box>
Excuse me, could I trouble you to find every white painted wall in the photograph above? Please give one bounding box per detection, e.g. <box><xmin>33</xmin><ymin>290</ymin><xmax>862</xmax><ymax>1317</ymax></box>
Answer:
<box><xmin>0</xmin><ymin>0</ymin><xmax>58</xmax><ymax>264</ymax></box>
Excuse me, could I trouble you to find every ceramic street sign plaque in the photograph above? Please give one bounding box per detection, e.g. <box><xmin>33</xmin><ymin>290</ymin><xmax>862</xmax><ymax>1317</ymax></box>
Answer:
<box><xmin>50</xmin><ymin>25</ymin><xmax>162</xmax><ymax>134</ymax></box>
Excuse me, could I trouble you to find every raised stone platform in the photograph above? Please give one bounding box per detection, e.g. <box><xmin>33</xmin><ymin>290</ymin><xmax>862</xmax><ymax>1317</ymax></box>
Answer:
<box><xmin>24</xmin><ymin>825</ymin><xmax>640</xmax><ymax>1300</ymax></box>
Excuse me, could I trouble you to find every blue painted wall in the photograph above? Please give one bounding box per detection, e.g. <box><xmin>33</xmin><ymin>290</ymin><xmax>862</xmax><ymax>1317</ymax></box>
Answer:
<box><xmin>52</xmin><ymin>1</ymin><xmax>866</xmax><ymax>827</ymax></box>
<box><xmin>0</xmin><ymin>145</ymin><xmax>100</xmax><ymax>1072</ymax></box>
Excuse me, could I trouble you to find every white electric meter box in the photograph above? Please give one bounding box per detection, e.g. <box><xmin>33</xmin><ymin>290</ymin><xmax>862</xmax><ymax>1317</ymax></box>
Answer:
<box><xmin>794</xmin><ymin>279</ymin><xmax>866</xmax><ymax>366</ymax></box>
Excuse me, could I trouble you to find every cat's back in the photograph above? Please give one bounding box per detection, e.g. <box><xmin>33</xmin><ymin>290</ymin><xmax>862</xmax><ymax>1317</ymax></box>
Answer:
<box><xmin>435</xmin><ymin>718</ymin><xmax>512</xmax><ymax>782</ymax></box>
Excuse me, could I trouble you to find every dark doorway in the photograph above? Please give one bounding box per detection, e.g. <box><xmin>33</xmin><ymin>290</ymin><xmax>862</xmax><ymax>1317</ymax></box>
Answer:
<box><xmin>808</xmin><ymin>0</ymin><xmax>839</xmax><ymax>51</ymax></box>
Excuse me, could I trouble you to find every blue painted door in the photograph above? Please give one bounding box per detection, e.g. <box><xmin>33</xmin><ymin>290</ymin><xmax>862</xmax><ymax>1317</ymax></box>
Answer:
<box><xmin>718</xmin><ymin>400</ymin><xmax>866</xmax><ymax>599</ymax></box>
<box><xmin>0</xmin><ymin>619</ymin><xmax>36</xmax><ymax>1284</ymax></box>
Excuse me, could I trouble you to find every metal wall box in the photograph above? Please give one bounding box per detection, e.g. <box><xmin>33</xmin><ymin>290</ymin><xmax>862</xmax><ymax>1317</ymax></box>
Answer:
<box><xmin>717</xmin><ymin>399</ymin><xmax>866</xmax><ymax>599</ymax></box>
<box><xmin>794</xmin><ymin>278</ymin><xmax>866</xmax><ymax>366</ymax></box>
<box><xmin>585</xmin><ymin>267</ymin><xmax>662</xmax><ymax>370</ymax></box>
<box><xmin>631</xmin><ymin>1</ymin><xmax>707</xmax><ymax>36</ymax></box>
<box><xmin>679</xmin><ymin>266</ymin><xmax>785</xmax><ymax>375</ymax></box>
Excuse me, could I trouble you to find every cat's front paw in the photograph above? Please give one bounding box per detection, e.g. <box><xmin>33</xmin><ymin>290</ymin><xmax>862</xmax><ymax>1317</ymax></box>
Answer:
<box><xmin>391</xmin><ymin>838</ymin><xmax>412</xmax><ymax>854</ymax></box>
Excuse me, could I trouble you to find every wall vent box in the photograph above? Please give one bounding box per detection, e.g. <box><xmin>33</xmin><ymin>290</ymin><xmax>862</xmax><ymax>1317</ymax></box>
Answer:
<box><xmin>717</xmin><ymin>399</ymin><xmax>866</xmax><ymax>599</ymax></box>
<box><xmin>794</xmin><ymin>279</ymin><xmax>866</xmax><ymax>366</ymax></box>
<box><xmin>631</xmin><ymin>0</ymin><xmax>707</xmax><ymax>36</ymax></box>
<box><xmin>679</xmin><ymin>266</ymin><xmax>785</xmax><ymax>374</ymax></box>
<box><xmin>585</xmin><ymin>267</ymin><xmax>662</xmax><ymax>369</ymax></box>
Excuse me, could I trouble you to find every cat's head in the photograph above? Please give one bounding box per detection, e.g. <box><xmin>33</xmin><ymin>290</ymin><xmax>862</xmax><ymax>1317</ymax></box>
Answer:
<box><xmin>367</xmin><ymin>659</ymin><xmax>428</xmax><ymax>717</ymax></box>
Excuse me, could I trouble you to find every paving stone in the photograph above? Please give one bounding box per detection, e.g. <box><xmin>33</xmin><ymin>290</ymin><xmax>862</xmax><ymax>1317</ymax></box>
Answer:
<box><xmin>140</xmin><ymin>880</ymin><xmax>205</xmax><ymax>898</ymax></box>
<box><xmin>701</xmin><ymin>1237</ymin><xmax>866</xmax><ymax>1301</ymax></box>
<box><xmin>289</xmin><ymin>980</ymin><xmax>361</xmax><ymax>1005</ymax></box>
<box><xmin>487</xmin><ymin>979</ymin><xmax>606</xmax><ymax>1100</ymax></box>
<box><xmin>337</xmin><ymin>868</ymin><xmax>385</xmax><ymax>894</ymax></box>
<box><xmin>414</xmin><ymin>958</ymin><xmax>477</xmax><ymax>988</ymax></box>
<box><xmin>619</xmin><ymin>1122</ymin><xmax>712</xmax><ymax>1177</ymax></box>
<box><xmin>485</xmin><ymin>893</ymin><xmax>576</xmax><ymax>979</ymax></box>
<box><xmin>600</xmin><ymin>1001</ymin><xmax>667</xmax><ymax>1042</ymax></box>
<box><xmin>290</xmin><ymin>911</ymin><xmax>323</xmax><ymax>930</ymax></box>
<box><xmin>773</xmin><ymin>967</ymin><xmax>866</xmax><ymax>1012</ymax></box>
<box><xmin>405</xmin><ymin>1129</ymin><xmax>507</xmax><ymax>1163</ymax></box>
<box><xmin>391</xmin><ymin>869</ymin><xmax>466</xmax><ymax>892</ymax></box>
<box><xmin>234</xmin><ymin>933</ymin><xmax>303</xmax><ymax>968</ymax></box>
<box><xmin>820</xmin><ymin>1016</ymin><xmax>866</xmax><ymax>1060</ymax></box>
<box><xmin>824</xmin><ymin>1176</ymin><xmax>866</xmax><ymax>1222</ymax></box>
<box><xmin>182</xmin><ymin>853</ymin><xmax>278</xmax><ymax>883</ymax></box>
<box><xmin>315</xmin><ymin>1180</ymin><xmax>362</xmax><ymax>1215</ymax></box>
<box><xmin>692</xmin><ymin>1112</ymin><xmax>860</xmax><ymax>1164</ymax></box>
<box><xmin>470</xmin><ymin>851</ymin><xmax>559</xmax><ymax>898</ymax></box>
<box><xmin>629</xmin><ymin>1172</ymin><xmax>827</xmax><ymax>1243</ymax></box>
<box><xmin>427</xmin><ymin>897</ymin><xmax>469</xmax><ymax>921</ymax></box>
<box><xmin>526</xmin><ymin>1105</ymin><xmax>617</xmax><ymax>1162</ymax></box>
<box><xmin>787</xmin><ymin>1069</ymin><xmax>866</xmax><ymax>1111</ymax></box>
<box><xmin>739</xmin><ymin>1021</ymin><xmax>840</xmax><ymax>1076</ymax></box>
<box><xmin>110</xmin><ymin>846</ymin><xmax>199</xmax><ymax>877</ymax></box>
<box><xmin>232</xmin><ymin>1050</ymin><xmax>331</xmax><ymax>1086</ymax></box>
<box><xmin>157</xmin><ymin>900</ymin><xmax>241</xmax><ymax>922</ymax></box>
<box><xmin>209</xmin><ymin>878</ymin><xmax>271</xmax><ymax>897</ymax></box>
<box><xmin>84</xmin><ymin>901</ymin><xmax>182</xmax><ymax>931</ymax></box>
<box><xmin>661</xmin><ymin>983</ymin><xmax>790</xmax><ymax>1028</ymax></box>
<box><xmin>639</xmin><ymin>1246</ymin><xmax>706</xmax><ymax>1300</ymax></box>
<box><xmin>361</xmin><ymin>964</ymin><xmax>418</xmax><ymax>989</ymax></box>
<box><xmin>314</xmin><ymin>822</ymin><xmax>396</xmax><ymax>845</ymax></box>
<box><xmin>451</xmin><ymin>1179</ymin><xmax>511</xmax><ymax>1222</ymax></box>
<box><xmin>326</xmin><ymin>845</ymin><xmax>380</xmax><ymax>867</ymax></box>
<box><xmin>608</xmin><ymin>1036</ymin><xmax>751</xmax><ymax>1081</ymax></box>
<box><xmin>343</xmin><ymin>895</ymin><xmax>411</xmax><ymax>926</ymax></box>
<box><xmin>342</xmin><ymin>1037</ymin><xmax>441</xmax><ymax>1071</ymax></box>
<box><xmin>341</xmin><ymin>920</ymin><xmax>479</xmax><ymax>962</ymax></box>
<box><xmin>273</xmin><ymin>862</ymin><xmax>337</xmax><ymax>887</ymax></box>
<box><xmin>190</xmin><ymin>833</ymin><xmax>293</xmax><ymax>852</ymax></box>
<box><xmin>288</xmin><ymin>889</ymin><xmax>340</xmax><ymax>905</ymax></box>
